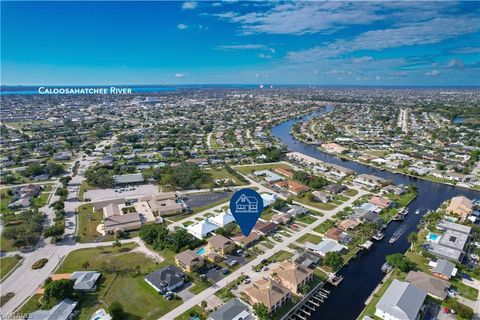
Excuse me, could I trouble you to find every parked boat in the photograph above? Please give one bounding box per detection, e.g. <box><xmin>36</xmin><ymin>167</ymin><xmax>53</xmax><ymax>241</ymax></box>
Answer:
<box><xmin>393</xmin><ymin>214</ymin><xmax>405</xmax><ymax>221</ymax></box>
<box><xmin>388</xmin><ymin>236</ymin><xmax>398</xmax><ymax>244</ymax></box>
<box><xmin>373</xmin><ymin>232</ymin><xmax>385</xmax><ymax>241</ymax></box>
<box><xmin>381</xmin><ymin>262</ymin><xmax>393</xmax><ymax>273</ymax></box>
<box><xmin>415</xmin><ymin>209</ymin><xmax>420</xmax><ymax>215</ymax></box>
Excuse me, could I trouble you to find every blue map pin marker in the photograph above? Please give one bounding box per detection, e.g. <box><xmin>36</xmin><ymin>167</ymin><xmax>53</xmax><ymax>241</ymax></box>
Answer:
<box><xmin>230</xmin><ymin>188</ymin><xmax>264</xmax><ymax>237</ymax></box>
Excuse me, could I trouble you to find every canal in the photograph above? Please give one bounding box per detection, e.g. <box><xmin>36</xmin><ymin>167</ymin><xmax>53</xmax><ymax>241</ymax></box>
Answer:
<box><xmin>270</xmin><ymin>110</ymin><xmax>480</xmax><ymax>320</ymax></box>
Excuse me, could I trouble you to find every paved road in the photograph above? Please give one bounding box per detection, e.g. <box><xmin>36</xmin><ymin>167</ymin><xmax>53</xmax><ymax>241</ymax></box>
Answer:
<box><xmin>159</xmin><ymin>188</ymin><xmax>367</xmax><ymax>319</ymax></box>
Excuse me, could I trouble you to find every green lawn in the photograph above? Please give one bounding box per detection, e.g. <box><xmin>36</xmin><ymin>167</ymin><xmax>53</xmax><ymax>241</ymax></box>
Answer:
<box><xmin>78</xmin><ymin>181</ymin><xmax>95</xmax><ymax>201</ymax></box>
<box><xmin>174</xmin><ymin>306</ymin><xmax>207</xmax><ymax>320</ymax></box>
<box><xmin>270</xmin><ymin>250</ymin><xmax>294</xmax><ymax>262</ymax></box>
<box><xmin>234</xmin><ymin>163</ymin><xmax>293</xmax><ymax>175</ymax></box>
<box><xmin>206</xmin><ymin>168</ymin><xmax>247</xmax><ymax>186</ymax></box>
<box><xmin>297</xmin><ymin>233</ymin><xmax>323</xmax><ymax>244</ymax></box>
<box><xmin>77</xmin><ymin>204</ymin><xmax>104</xmax><ymax>243</ymax></box>
<box><xmin>295</xmin><ymin>214</ymin><xmax>317</xmax><ymax>224</ymax></box>
<box><xmin>405</xmin><ymin>251</ymin><xmax>430</xmax><ymax>274</ymax></box>
<box><xmin>313</xmin><ymin>219</ymin><xmax>336</xmax><ymax>234</ymax></box>
<box><xmin>451</xmin><ymin>278</ymin><xmax>479</xmax><ymax>301</ymax></box>
<box><xmin>293</xmin><ymin>195</ymin><xmax>337</xmax><ymax>211</ymax></box>
<box><xmin>0</xmin><ymin>256</ymin><xmax>22</xmax><ymax>280</ymax></box>
<box><xmin>43</xmin><ymin>243</ymin><xmax>182</xmax><ymax>320</ymax></box>
<box><xmin>0</xmin><ymin>189</ymin><xmax>14</xmax><ymax>214</ymax></box>
<box><xmin>344</xmin><ymin>189</ymin><xmax>358</xmax><ymax>197</ymax></box>
<box><xmin>33</xmin><ymin>192</ymin><xmax>49</xmax><ymax>208</ymax></box>
<box><xmin>18</xmin><ymin>294</ymin><xmax>43</xmax><ymax>314</ymax></box>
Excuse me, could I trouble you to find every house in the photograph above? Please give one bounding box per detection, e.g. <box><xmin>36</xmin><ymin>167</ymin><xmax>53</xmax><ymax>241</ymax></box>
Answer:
<box><xmin>324</xmin><ymin>184</ymin><xmax>347</xmax><ymax>194</ymax></box>
<box><xmin>425</xmin><ymin>220</ymin><xmax>471</xmax><ymax>262</ymax></box>
<box><xmin>209</xmin><ymin>212</ymin><xmax>235</xmax><ymax>227</ymax></box>
<box><xmin>145</xmin><ymin>265</ymin><xmax>185</xmax><ymax>292</ymax></box>
<box><xmin>324</xmin><ymin>227</ymin><xmax>353</xmax><ymax>245</ymax></box>
<box><xmin>53</xmin><ymin>152</ymin><xmax>71</xmax><ymax>161</ymax></box>
<box><xmin>143</xmin><ymin>192</ymin><xmax>186</xmax><ymax>216</ymax></box>
<box><xmin>235</xmin><ymin>194</ymin><xmax>258</xmax><ymax>213</ymax></box>
<box><xmin>208</xmin><ymin>298</ymin><xmax>250</xmax><ymax>320</ymax></box>
<box><xmin>207</xmin><ymin>235</ymin><xmax>235</xmax><ymax>256</ymax></box>
<box><xmin>293</xmin><ymin>251</ymin><xmax>322</xmax><ymax>268</ymax></box>
<box><xmin>350</xmin><ymin>208</ymin><xmax>380</xmax><ymax>224</ymax></box>
<box><xmin>311</xmin><ymin>191</ymin><xmax>332</xmax><ymax>203</ymax></box>
<box><xmin>405</xmin><ymin>271</ymin><xmax>450</xmax><ymax>300</ymax></box>
<box><xmin>274</xmin><ymin>180</ymin><xmax>310</xmax><ymax>195</ymax></box>
<box><xmin>104</xmin><ymin>213</ymin><xmax>142</xmax><ymax>234</ymax></box>
<box><xmin>244</xmin><ymin>278</ymin><xmax>291</xmax><ymax>313</ymax></box>
<box><xmin>287</xmin><ymin>205</ymin><xmax>309</xmax><ymax>217</ymax></box>
<box><xmin>113</xmin><ymin>173</ymin><xmax>144</xmax><ymax>185</ymax></box>
<box><xmin>233</xmin><ymin>231</ymin><xmax>261</xmax><ymax>247</ymax></box>
<box><xmin>70</xmin><ymin>271</ymin><xmax>101</xmax><ymax>292</ymax></box>
<box><xmin>431</xmin><ymin>259</ymin><xmax>457</xmax><ymax>280</ymax></box>
<box><xmin>271</xmin><ymin>213</ymin><xmax>291</xmax><ymax>225</ymax></box>
<box><xmin>369</xmin><ymin>196</ymin><xmax>393</xmax><ymax>209</ymax></box>
<box><xmin>446</xmin><ymin>196</ymin><xmax>473</xmax><ymax>222</ymax></box>
<box><xmin>261</xmin><ymin>193</ymin><xmax>277</xmax><ymax>207</ymax></box>
<box><xmin>337</xmin><ymin>219</ymin><xmax>360</xmax><ymax>231</ymax></box>
<box><xmin>27</xmin><ymin>298</ymin><xmax>78</xmax><ymax>320</ymax></box>
<box><xmin>375</xmin><ymin>279</ymin><xmax>426</xmax><ymax>320</ymax></box>
<box><xmin>381</xmin><ymin>185</ymin><xmax>406</xmax><ymax>195</ymax></box>
<box><xmin>187</xmin><ymin>220</ymin><xmax>220</xmax><ymax>239</ymax></box>
<box><xmin>254</xmin><ymin>220</ymin><xmax>278</xmax><ymax>235</ymax></box>
<box><xmin>271</xmin><ymin>261</ymin><xmax>314</xmax><ymax>294</ymax></box>
<box><xmin>353</xmin><ymin>174</ymin><xmax>388</xmax><ymax>189</ymax></box>
<box><xmin>253</xmin><ymin>170</ymin><xmax>284</xmax><ymax>183</ymax></box>
<box><xmin>175</xmin><ymin>249</ymin><xmax>204</xmax><ymax>272</ymax></box>
<box><xmin>305</xmin><ymin>239</ymin><xmax>346</xmax><ymax>257</ymax></box>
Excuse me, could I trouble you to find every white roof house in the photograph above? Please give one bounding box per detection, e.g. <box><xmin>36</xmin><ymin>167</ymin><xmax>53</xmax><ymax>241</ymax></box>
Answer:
<box><xmin>375</xmin><ymin>279</ymin><xmax>426</xmax><ymax>320</ymax></box>
<box><xmin>187</xmin><ymin>220</ymin><xmax>220</xmax><ymax>239</ymax></box>
<box><xmin>210</xmin><ymin>212</ymin><xmax>235</xmax><ymax>227</ymax></box>
<box><xmin>261</xmin><ymin>193</ymin><xmax>277</xmax><ymax>207</ymax></box>
<box><xmin>305</xmin><ymin>239</ymin><xmax>346</xmax><ymax>257</ymax></box>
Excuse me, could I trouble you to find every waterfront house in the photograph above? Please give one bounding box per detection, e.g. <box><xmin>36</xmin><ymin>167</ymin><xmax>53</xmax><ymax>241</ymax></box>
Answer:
<box><xmin>305</xmin><ymin>239</ymin><xmax>346</xmax><ymax>257</ymax></box>
<box><xmin>375</xmin><ymin>279</ymin><xmax>426</xmax><ymax>320</ymax></box>
<box><xmin>446</xmin><ymin>196</ymin><xmax>473</xmax><ymax>222</ymax></box>
<box><xmin>244</xmin><ymin>278</ymin><xmax>291</xmax><ymax>313</ymax></box>
<box><xmin>145</xmin><ymin>265</ymin><xmax>185</xmax><ymax>292</ymax></box>
<box><xmin>431</xmin><ymin>259</ymin><xmax>457</xmax><ymax>280</ymax></box>
<box><xmin>175</xmin><ymin>249</ymin><xmax>204</xmax><ymax>272</ymax></box>
<box><xmin>369</xmin><ymin>196</ymin><xmax>393</xmax><ymax>209</ymax></box>
<box><xmin>271</xmin><ymin>260</ymin><xmax>314</xmax><ymax>294</ymax></box>
<box><xmin>425</xmin><ymin>220</ymin><xmax>471</xmax><ymax>263</ymax></box>
<box><xmin>208</xmin><ymin>298</ymin><xmax>250</xmax><ymax>320</ymax></box>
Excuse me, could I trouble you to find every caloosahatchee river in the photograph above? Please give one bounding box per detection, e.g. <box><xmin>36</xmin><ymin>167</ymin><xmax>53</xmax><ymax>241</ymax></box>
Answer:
<box><xmin>270</xmin><ymin>109</ymin><xmax>480</xmax><ymax>320</ymax></box>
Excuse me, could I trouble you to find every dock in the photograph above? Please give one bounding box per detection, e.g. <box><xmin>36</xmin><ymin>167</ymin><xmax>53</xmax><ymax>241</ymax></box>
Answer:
<box><xmin>281</xmin><ymin>279</ymin><xmax>330</xmax><ymax>320</ymax></box>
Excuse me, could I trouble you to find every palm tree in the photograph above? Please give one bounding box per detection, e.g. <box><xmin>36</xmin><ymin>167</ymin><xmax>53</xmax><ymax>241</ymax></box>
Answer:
<box><xmin>407</xmin><ymin>232</ymin><xmax>418</xmax><ymax>251</ymax></box>
<box><xmin>82</xmin><ymin>260</ymin><xmax>90</xmax><ymax>269</ymax></box>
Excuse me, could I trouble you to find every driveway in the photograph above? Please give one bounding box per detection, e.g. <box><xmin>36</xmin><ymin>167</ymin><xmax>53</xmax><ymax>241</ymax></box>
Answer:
<box><xmin>176</xmin><ymin>282</ymin><xmax>195</xmax><ymax>301</ymax></box>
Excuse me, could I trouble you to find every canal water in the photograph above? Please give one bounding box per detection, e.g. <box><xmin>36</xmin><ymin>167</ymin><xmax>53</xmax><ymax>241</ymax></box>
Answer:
<box><xmin>270</xmin><ymin>110</ymin><xmax>480</xmax><ymax>320</ymax></box>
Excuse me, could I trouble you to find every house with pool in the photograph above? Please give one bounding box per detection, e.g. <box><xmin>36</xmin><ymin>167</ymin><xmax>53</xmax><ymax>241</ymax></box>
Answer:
<box><xmin>423</xmin><ymin>220</ymin><xmax>472</xmax><ymax>263</ymax></box>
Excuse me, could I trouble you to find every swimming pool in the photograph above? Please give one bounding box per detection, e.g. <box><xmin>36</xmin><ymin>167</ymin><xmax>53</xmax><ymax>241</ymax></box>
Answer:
<box><xmin>196</xmin><ymin>248</ymin><xmax>206</xmax><ymax>255</ymax></box>
<box><xmin>427</xmin><ymin>232</ymin><xmax>441</xmax><ymax>243</ymax></box>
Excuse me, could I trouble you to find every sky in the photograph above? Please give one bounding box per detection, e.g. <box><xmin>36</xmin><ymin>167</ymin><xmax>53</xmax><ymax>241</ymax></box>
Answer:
<box><xmin>1</xmin><ymin>1</ymin><xmax>480</xmax><ymax>86</ymax></box>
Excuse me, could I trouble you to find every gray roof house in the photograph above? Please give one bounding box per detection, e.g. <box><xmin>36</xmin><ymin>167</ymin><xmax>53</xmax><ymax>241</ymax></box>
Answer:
<box><xmin>375</xmin><ymin>279</ymin><xmax>426</xmax><ymax>320</ymax></box>
<box><xmin>70</xmin><ymin>271</ymin><xmax>101</xmax><ymax>291</ymax></box>
<box><xmin>405</xmin><ymin>271</ymin><xmax>450</xmax><ymax>300</ymax></box>
<box><xmin>145</xmin><ymin>265</ymin><xmax>185</xmax><ymax>293</ymax></box>
<box><xmin>432</xmin><ymin>259</ymin><xmax>456</xmax><ymax>280</ymax></box>
<box><xmin>208</xmin><ymin>298</ymin><xmax>250</xmax><ymax>320</ymax></box>
<box><xmin>425</xmin><ymin>220</ymin><xmax>471</xmax><ymax>262</ymax></box>
<box><xmin>113</xmin><ymin>173</ymin><xmax>144</xmax><ymax>185</ymax></box>
<box><xmin>27</xmin><ymin>298</ymin><xmax>77</xmax><ymax>320</ymax></box>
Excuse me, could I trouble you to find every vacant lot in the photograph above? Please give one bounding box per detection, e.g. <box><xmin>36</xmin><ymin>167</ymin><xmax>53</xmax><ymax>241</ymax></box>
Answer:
<box><xmin>234</xmin><ymin>162</ymin><xmax>293</xmax><ymax>176</ymax></box>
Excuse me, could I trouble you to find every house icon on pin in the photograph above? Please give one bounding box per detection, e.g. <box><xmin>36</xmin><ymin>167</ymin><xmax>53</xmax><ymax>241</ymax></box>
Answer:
<box><xmin>235</xmin><ymin>194</ymin><xmax>258</xmax><ymax>213</ymax></box>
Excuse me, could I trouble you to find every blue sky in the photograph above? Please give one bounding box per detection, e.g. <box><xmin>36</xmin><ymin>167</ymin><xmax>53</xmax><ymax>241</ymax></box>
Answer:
<box><xmin>1</xmin><ymin>1</ymin><xmax>479</xmax><ymax>85</ymax></box>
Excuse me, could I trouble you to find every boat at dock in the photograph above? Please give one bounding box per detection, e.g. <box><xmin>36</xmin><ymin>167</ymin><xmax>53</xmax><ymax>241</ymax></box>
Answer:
<box><xmin>392</xmin><ymin>213</ymin><xmax>405</xmax><ymax>221</ymax></box>
<box><xmin>415</xmin><ymin>209</ymin><xmax>420</xmax><ymax>215</ymax></box>
<box><xmin>381</xmin><ymin>262</ymin><xmax>393</xmax><ymax>273</ymax></box>
<box><xmin>373</xmin><ymin>231</ymin><xmax>385</xmax><ymax>241</ymax></box>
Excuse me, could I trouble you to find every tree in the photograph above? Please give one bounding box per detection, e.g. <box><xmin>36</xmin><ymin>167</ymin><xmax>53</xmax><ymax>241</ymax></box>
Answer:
<box><xmin>201</xmin><ymin>300</ymin><xmax>207</xmax><ymax>309</ymax></box>
<box><xmin>82</xmin><ymin>261</ymin><xmax>90</xmax><ymax>269</ymax></box>
<box><xmin>386</xmin><ymin>253</ymin><xmax>410</xmax><ymax>272</ymax></box>
<box><xmin>253</xmin><ymin>303</ymin><xmax>269</xmax><ymax>320</ymax></box>
<box><xmin>44</xmin><ymin>224</ymin><xmax>65</xmax><ymax>238</ymax></box>
<box><xmin>108</xmin><ymin>301</ymin><xmax>125</xmax><ymax>320</ymax></box>
<box><xmin>324</xmin><ymin>252</ymin><xmax>344</xmax><ymax>271</ymax></box>
<box><xmin>407</xmin><ymin>232</ymin><xmax>418</xmax><ymax>251</ymax></box>
<box><xmin>300</xmin><ymin>284</ymin><xmax>309</xmax><ymax>295</ymax></box>
<box><xmin>44</xmin><ymin>279</ymin><xmax>74</xmax><ymax>303</ymax></box>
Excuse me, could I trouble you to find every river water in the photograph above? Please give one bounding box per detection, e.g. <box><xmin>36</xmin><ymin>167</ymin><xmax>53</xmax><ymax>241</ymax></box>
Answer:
<box><xmin>270</xmin><ymin>110</ymin><xmax>480</xmax><ymax>320</ymax></box>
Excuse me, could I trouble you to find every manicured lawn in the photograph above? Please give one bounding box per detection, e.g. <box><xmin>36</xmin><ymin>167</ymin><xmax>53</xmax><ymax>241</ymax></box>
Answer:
<box><xmin>50</xmin><ymin>243</ymin><xmax>181</xmax><ymax>320</ymax></box>
<box><xmin>174</xmin><ymin>306</ymin><xmax>207</xmax><ymax>320</ymax></box>
<box><xmin>260</xmin><ymin>207</ymin><xmax>276</xmax><ymax>221</ymax></box>
<box><xmin>344</xmin><ymin>188</ymin><xmax>358</xmax><ymax>197</ymax></box>
<box><xmin>295</xmin><ymin>214</ymin><xmax>317</xmax><ymax>224</ymax></box>
<box><xmin>77</xmin><ymin>204</ymin><xmax>104</xmax><ymax>243</ymax></box>
<box><xmin>33</xmin><ymin>192</ymin><xmax>49</xmax><ymax>208</ymax></box>
<box><xmin>451</xmin><ymin>278</ymin><xmax>479</xmax><ymax>301</ymax></box>
<box><xmin>18</xmin><ymin>294</ymin><xmax>43</xmax><ymax>314</ymax></box>
<box><xmin>271</xmin><ymin>250</ymin><xmax>294</xmax><ymax>262</ymax></box>
<box><xmin>206</xmin><ymin>168</ymin><xmax>246</xmax><ymax>186</ymax></box>
<box><xmin>293</xmin><ymin>196</ymin><xmax>337</xmax><ymax>211</ymax></box>
<box><xmin>297</xmin><ymin>234</ymin><xmax>322</xmax><ymax>244</ymax></box>
<box><xmin>0</xmin><ymin>237</ymin><xmax>16</xmax><ymax>252</ymax></box>
<box><xmin>314</xmin><ymin>219</ymin><xmax>336</xmax><ymax>234</ymax></box>
<box><xmin>0</xmin><ymin>189</ymin><xmax>14</xmax><ymax>214</ymax></box>
<box><xmin>234</xmin><ymin>163</ymin><xmax>293</xmax><ymax>176</ymax></box>
<box><xmin>405</xmin><ymin>251</ymin><xmax>430</xmax><ymax>274</ymax></box>
<box><xmin>189</xmin><ymin>278</ymin><xmax>212</xmax><ymax>294</ymax></box>
<box><xmin>0</xmin><ymin>256</ymin><xmax>22</xmax><ymax>280</ymax></box>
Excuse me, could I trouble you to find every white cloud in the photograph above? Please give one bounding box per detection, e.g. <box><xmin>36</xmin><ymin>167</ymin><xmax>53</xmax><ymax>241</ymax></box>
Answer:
<box><xmin>352</xmin><ymin>56</ymin><xmax>374</xmax><ymax>63</ymax></box>
<box><xmin>258</xmin><ymin>53</ymin><xmax>272</xmax><ymax>59</ymax></box>
<box><xmin>447</xmin><ymin>59</ymin><xmax>465</xmax><ymax>69</ymax></box>
<box><xmin>175</xmin><ymin>73</ymin><xmax>185</xmax><ymax>78</ymax></box>
<box><xmin>182</xmin><ymin>1</ymin><xmax>197</xmax><ymax>10</ymax></box>
<box><xmin>177</xmin><ymin>23</ymin><xmax>188</xmax><ymax>30</ymax></box>
<box><xmin>426</xmin><ymin>70</ymin><xmax>442</xmax><ymax>76</ymax></box>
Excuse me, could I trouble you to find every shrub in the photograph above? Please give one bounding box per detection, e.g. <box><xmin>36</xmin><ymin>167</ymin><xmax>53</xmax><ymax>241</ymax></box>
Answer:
<box><xmin>31</xmin><ymin>258</ymin><xmax>48</xmax><ymax>270</ymax></box>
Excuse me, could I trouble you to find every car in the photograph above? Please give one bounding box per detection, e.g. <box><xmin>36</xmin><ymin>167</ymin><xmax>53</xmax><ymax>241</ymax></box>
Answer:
<box><xmin>446</xmin><ymin>289</ymin><xmax>458</xmax><ymax>298</ymax></box>
<box><xmin>222</xmin><ymin>268</ymin><xmax>230</xmax><ymax>275</ymax></box>
<box><xmin>236</xmin><ymin>249</ymin><xmax>243</xmax><ymax>255</ymax></box>
<box><xmin>243</xmin><ymin>279</ymin><xmax>251</xmax><ymax>284</ymax></box>
<box><xmin>460</xmin><ymin>272</ymin><xmax>473</xmax><ymax>281</ymax></box>
<box><xmin>262</xmin><ymin>266</ymin><xmax>269</xmax><ymax>271</ymax></box>
<box><xmin>228</xmin><ymin>260</ymin><xmax>238</xmax><ymax>267</ymax></box>
<box><xmin>261</xmin><ymin>259</ymin><xmax>269</xmax><ymax>264</ymax></box>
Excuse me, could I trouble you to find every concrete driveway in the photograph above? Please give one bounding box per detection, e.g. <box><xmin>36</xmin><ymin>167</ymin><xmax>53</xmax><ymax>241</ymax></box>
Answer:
<box><xmin>177</xmin><ymin>282</ymin><xmax>195</xmax><ymax>301</ymax></box>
